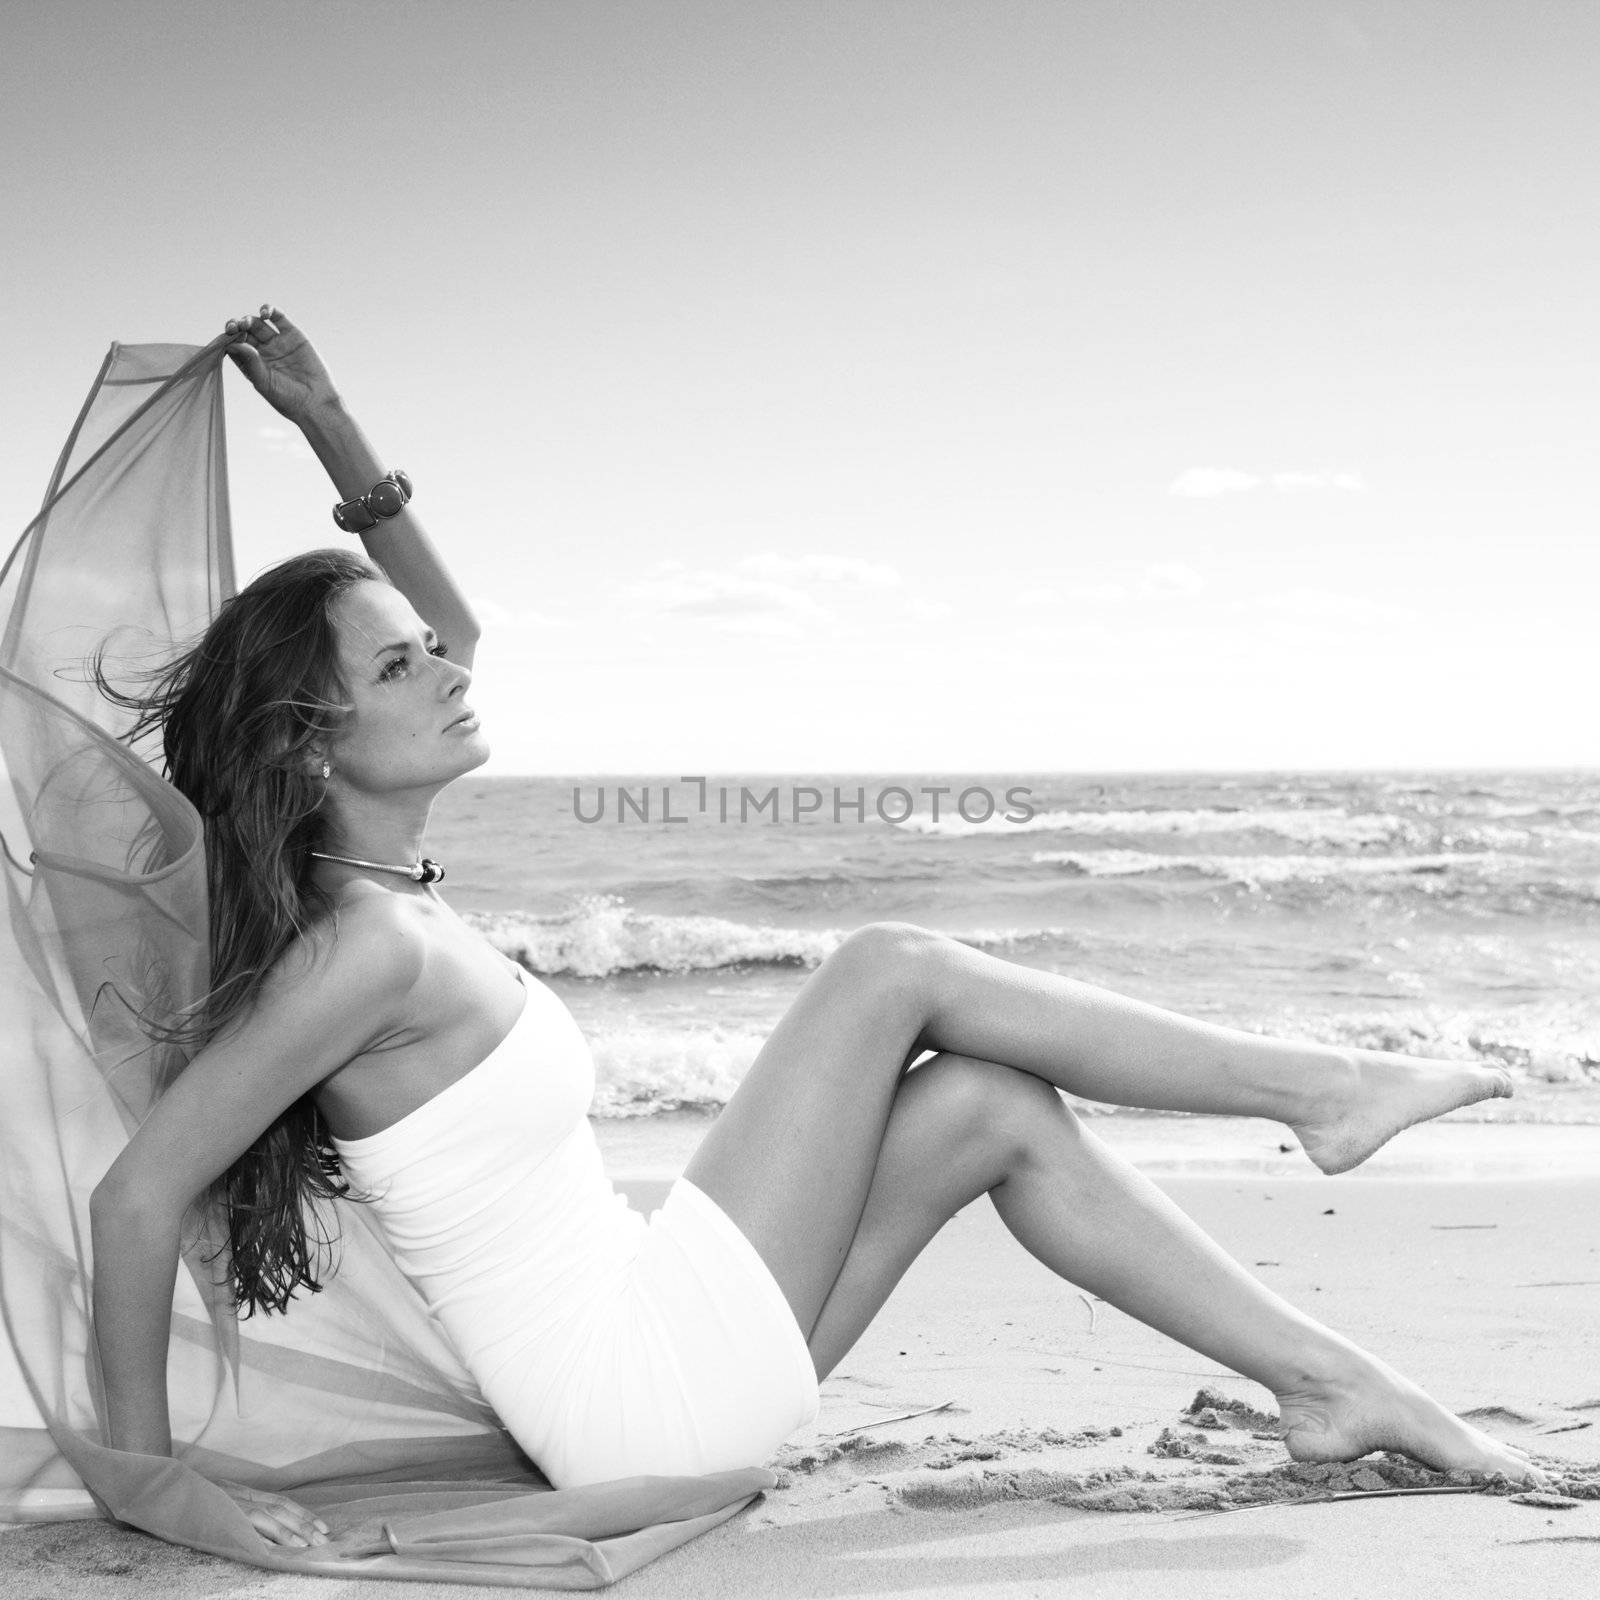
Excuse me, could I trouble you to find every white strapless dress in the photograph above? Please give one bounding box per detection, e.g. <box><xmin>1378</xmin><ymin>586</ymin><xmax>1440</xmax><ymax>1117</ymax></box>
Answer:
<box><xmin>329</xmin><ymin>972</ymin><xmax>820</xmax><ymax>1488</ymax></box>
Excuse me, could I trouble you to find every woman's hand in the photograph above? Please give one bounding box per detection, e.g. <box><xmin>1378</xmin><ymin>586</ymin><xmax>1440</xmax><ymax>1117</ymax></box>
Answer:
<box><xmin>215</xmin><ymin>1478</ymin><xmax>331</xmax><ymax>1550</ymax></box>
<box><xmin>223</xmin><ymin>304</ymin><xmax>340</xmax><ymax>424</ymax></box>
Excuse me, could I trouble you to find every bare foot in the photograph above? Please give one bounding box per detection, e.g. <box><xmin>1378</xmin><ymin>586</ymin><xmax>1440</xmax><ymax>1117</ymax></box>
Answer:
<box><xmin>1290</xmin><ymin>1048</ymin><xmax>1512</xmax><ymax>1176</ymax></box>
<box><xmin>1277</xmin><ymin>1361</ymin><xmax>1548</xmax><ymax>1488</ymax></box>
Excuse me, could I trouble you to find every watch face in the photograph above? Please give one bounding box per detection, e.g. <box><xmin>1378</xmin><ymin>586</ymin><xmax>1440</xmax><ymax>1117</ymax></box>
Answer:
<box><xmin>368</xmin><ymin>480</ymin><xmax>406</xmax><ymax>518</ymax></box>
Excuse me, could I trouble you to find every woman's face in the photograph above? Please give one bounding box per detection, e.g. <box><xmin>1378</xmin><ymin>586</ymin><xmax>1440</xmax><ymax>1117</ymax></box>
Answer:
<box><xmin>322</xmin><ymin>580</ymin><xmax>489</xmax><ymax>796</ymax></box>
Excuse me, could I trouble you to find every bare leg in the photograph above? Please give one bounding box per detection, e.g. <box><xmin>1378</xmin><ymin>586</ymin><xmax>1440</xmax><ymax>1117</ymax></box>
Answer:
<box><xmin>686</xmin><ymin>923</ymin><xmax>1507</xmax><ymax>1364</ymax></box>
<box><xmin>915</xmin><ymin>934</ymin><xmax>1510</xmax><ymax>1174</ymax></box>
<box><xmin>803</xmin><ymin>1050</ymin><xmax>1541</xmax><ymax>1483</ymax></box>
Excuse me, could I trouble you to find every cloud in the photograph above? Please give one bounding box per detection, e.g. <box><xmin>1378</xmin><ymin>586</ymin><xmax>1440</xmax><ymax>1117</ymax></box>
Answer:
<box><xmin>736</xmin><ymin>551</ymin><xmax>902</xmax><ymax>587</ymax></box>
<box><xmin>616</xmin><ymin>550</ymin><xmax>910</xmax><ymax>640</ymax></box>
<box><xmin>623</xmin><ymin>570</ymin><xmax>833</xmax><ymax>638</ymax></box>
<box><xmin>1168</xmin><ymin>468</ymin><xmax>1261</xmax><ymax>498</ymax></box>
<box><xmin>616</xmin><ymin>550</ymin><xmax>908</xmax><ymax>639</ymax></box>
<box><xmin>1169</xmin><ymin>467</ymin><xmax>1364</xmax><ymax>497</ymax></box>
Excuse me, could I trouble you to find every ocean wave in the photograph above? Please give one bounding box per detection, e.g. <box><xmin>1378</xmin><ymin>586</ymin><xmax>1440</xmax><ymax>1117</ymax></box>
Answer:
<box><xmin>1481</xmin><ymin>800</ymin><xmax>1599</xmax><ymax>821</ymax></box>
<box><xmin>904</xmin><ymin>806</ymin><xmax>1408</xmax><ymax>847</ymax></box>
<box><xmin>466</xmin><ymin>874</ymin><xmax>1600</xmax><ymax>979</ymax></box>
<box><xmin>1029</xmin><ymin>849</ymin><xmax>1600</xmax><ymax>908</ymax></box>
<box><xmin>465</xmin><ymin>895</ymin><xmax>843</xmax><ymax>977</ymax></box>
<box><xmin>1467</xmin><ymin>824</ymin><xmax>1538</xmax><ymax>849</ymax></box>
<box><xmin>466</xmin><ymin>896</ymin><xmax>1085</xmax><ymax>978</ymax></box>
<box><xmin>585</xmin><ymin>1022</ymin><xmax>771</xmax><ymax>1117</ymax></box>
<box><xmin>578</xmin><ymin>1005</ymin><xmax>1599</xmax><ymax>1118</ymax></box>
<box><xmin>735</xmin><ymin>866</ymin><xmax>944</xmax><ymax>889</ymax></box>
<box><xmin>1031</xmin><ymin>849</ymin><xmax>1486</xmax><ymax>885</ymax></box>
<box><xmin>1238</xmin><ymin>1004</ymin><xmax>1600</xmax><ymax>1085</ymax></box>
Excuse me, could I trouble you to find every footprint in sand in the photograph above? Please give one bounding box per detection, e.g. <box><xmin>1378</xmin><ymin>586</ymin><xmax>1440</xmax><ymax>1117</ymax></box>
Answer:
<box><xmin>774</xmin><ymin>1390</ymin><xmax>1600</xmax><ymax>1515</ymax></box>
<box><xmin>1459</xmin><ymin>1404</ymin><xmax>1541</xmax><ymax>1427</ymax></box>
<box><xmin>1458</xmin><ymin>1401</ymin><xmax>1600</xmax><ymax>1452</ymax></box>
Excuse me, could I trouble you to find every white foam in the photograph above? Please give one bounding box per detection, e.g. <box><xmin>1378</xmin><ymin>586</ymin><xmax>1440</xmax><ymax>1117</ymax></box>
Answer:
<box><xmin>585</xmin><ymin>1022</ymin><xmax>770</xmax><ymax>1117</ymax></box>
<box><xmin>1240</xmin><ymin>1000</ymin><xmax>1600</xmax><ymax>1084</ymax></box>
<box><xmin>1469</xmin><ymin>824</ymin><xmax>1534</xmax><ymax>848</ymax></box>
<box><xmin>465</xmin><ymin>894</ymin><xmax>842</xmax><ymax>978</ymax></box>
<box><xmin>579</xmin><ymin>1002</ymin><xmax>1598</xmax><ymax>1119</ymax></box>
<box><xmin>1481</xmin><ymin>800</ymin><xmax>1598</xmax><ymax>820</ymax></box>
<box><xmin>1030</xmin><ymin>849</ymin><xmax>1496</xmax><ymax>885</ymax></box>
<box><xmin>905</xmin><ymin>806</ymin><xmax>1408</xmax><ymax>847</ymax></box>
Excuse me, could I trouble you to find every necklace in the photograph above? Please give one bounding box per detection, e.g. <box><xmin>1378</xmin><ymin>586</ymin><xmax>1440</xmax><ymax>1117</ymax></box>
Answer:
<box><xmin>309</xmin><ymin>850</ymin><xmax>446</xmax><ymax>885</ymax></box>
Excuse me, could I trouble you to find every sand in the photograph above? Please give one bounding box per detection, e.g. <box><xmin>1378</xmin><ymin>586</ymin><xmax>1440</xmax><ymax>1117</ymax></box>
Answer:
<box><xmin>6</xmin><ymin>1113</ymin><xmax>1599</xmax><ymax>1598</ymax></box>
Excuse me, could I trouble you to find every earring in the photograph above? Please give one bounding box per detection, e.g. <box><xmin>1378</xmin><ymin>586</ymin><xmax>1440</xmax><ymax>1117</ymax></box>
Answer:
<box><xmin>320</xmin><ymin>761</ymin><xmax>331</xmax><ymax>780</ymax></box>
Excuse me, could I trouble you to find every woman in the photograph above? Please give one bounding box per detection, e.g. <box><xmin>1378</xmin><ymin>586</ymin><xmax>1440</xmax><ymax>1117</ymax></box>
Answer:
<box><xmin>90</xmin><ymin>306</ymin><xmax>1544</xmax><ymax>1552</ymax></box>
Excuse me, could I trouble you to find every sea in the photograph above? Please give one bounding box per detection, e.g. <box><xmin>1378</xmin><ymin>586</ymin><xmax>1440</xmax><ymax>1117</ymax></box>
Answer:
<box><xmin>427</xmin><ymin>770</ymin><xmax>1600</xmax><ymax>1123</ymax></box>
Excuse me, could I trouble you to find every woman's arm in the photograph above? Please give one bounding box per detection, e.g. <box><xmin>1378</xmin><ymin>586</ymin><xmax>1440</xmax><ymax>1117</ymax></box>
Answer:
<box><xmin>89</xmin><ymin>1191</ymin><xmax>183</xmax><ymax>1454</ymax></box>
<box><xmin>224</xmin><ymin>305</ymin><xmax>482</xmax><ymax>670</ymax></box>
<box><xmin>88</xmin><ymin>903</ymin><xmax>422</xmax><ymax>1543</ymax></box>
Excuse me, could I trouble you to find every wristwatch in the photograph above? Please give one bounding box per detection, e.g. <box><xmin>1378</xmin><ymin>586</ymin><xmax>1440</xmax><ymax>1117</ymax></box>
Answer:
<box><xmin>332</xmin><ymin>470</ymin><xmax>413</xmax><ymax>533</ymax></box>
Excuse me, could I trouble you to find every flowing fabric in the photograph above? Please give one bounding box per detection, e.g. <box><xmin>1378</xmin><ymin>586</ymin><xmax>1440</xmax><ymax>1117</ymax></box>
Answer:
<box><xmin>0</xmin><ymin>338</ymin><xmax>773</xmax><ymax>1584</ymax></box>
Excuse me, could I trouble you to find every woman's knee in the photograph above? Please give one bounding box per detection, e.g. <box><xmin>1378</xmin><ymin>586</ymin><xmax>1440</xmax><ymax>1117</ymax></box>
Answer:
<box><xmin>825</xmin><ymin>921</ymin><xmax>946</xmax><ymax>1003</ymax></box>
<box><xmin>835</xmin><ymin>920</ymin><xmax>942</xmax><ymax>962</ymax></box>
<box><xmin>907</xmin><ymin>1051</ymin><xmax>1073</xmax><ymax>1171</ymax></box>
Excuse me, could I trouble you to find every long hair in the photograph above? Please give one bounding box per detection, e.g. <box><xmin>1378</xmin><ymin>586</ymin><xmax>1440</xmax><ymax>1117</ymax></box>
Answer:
<box><xmin>97</xmin><ymin>547</ymin><xmax>387</xmax><ymax>1316</ymax></box>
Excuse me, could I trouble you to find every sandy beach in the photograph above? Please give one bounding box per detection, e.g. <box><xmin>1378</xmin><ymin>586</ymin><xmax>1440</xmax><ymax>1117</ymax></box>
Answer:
<box><xmin>6</xmin><ymin>1111</ymin><xmax>1597</xmax><ymax>1599</ymax></box>
<box><xmin>6</xmin><ymin>0</ymin><xmax>1599</xmax><ymax>1593</ymax></box>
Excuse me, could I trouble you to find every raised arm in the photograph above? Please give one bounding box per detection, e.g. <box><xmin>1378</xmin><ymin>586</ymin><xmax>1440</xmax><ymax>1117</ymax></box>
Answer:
<box><xmin>224</xmin><ymin>305</ymin><xmax>481</xmax><ymax>669</ymax></box>
<box><xmin>88</xmin><ymin>907</ymin><xmax>419</xmax><ymax>1546</ymax></box>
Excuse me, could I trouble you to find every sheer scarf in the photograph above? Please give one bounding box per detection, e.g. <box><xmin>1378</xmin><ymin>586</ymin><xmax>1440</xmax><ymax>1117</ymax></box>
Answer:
<box><xmin>0</xmin><ymin>337</ymin><xmax>771</xmax><ymax>1584</ymax></box>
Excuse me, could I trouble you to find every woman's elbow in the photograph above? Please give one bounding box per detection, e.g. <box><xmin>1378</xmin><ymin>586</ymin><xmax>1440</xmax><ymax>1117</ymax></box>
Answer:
<box><xmin>89</xmin><ymin>1162</ymin><xmax>182</xmax><ymax>1237</ymax></box>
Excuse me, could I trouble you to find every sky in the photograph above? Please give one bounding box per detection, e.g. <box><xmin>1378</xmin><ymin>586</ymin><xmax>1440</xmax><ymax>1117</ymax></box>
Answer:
<box><xmin>3</xmin><ymin>0</ymin><xmax>1596</xmax><ymax>773</ymax></box>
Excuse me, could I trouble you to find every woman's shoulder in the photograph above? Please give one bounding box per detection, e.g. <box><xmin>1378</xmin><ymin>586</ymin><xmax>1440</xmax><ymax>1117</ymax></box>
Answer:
<box><xmin>268</xmin><ymin>888</ymin><xmax>431</xmax><ymax>1016</ymax></box>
